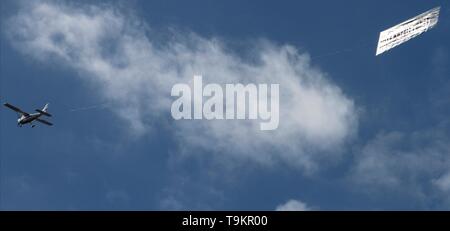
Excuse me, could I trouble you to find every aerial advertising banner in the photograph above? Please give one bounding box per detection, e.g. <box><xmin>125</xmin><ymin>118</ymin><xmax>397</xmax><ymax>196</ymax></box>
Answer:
<box><xmin>376</xmin><ymin>7</ymin><xmax>440</xmax><ymax>56</ymax></box>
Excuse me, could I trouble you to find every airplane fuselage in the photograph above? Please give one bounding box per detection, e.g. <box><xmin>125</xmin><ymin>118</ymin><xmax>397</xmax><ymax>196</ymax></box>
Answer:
<box><xmin>18</xmin><ymin>113</ymin><xmax>42</xmax><ymax>125</ymax></box>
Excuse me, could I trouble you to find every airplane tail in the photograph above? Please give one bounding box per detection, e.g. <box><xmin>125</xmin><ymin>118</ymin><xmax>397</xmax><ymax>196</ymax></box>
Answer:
<box><xmin>43</xmin><ymin>103</ymin><xmax>49</xmax><ymax>112</ymax></box>
<box><xmin>35</xmin><ymin>103</ymin><xmax>52</xmax><ymax>117</ymax></box>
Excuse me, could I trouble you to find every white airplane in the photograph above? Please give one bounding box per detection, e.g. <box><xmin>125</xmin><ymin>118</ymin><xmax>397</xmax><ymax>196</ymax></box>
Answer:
<box><xmin>3</xmin><ymin>102</ymin><xmax>53</xmax><ymax>127</ymax></box>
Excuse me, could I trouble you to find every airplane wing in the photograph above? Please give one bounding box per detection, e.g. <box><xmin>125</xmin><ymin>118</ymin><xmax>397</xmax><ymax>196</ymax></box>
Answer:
<box><xmin>36</xmin><ymin>118</ymin><xmax>53</xmax><ymax>126</ymax></box>
<box><xmin>35</xmin><ymin>109</ymin><xmax>52</xmax><ymax>117</ymax></box>
<box><xmin>3</xmin><ymin>103</ymin><xmax>29</xmax><ymax>116</ymax></box>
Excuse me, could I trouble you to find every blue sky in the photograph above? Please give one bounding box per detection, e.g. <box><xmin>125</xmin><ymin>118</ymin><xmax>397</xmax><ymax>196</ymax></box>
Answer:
<box><xmin>1</xmin><ymin>0</ymin><xmax>450</xmax><ymax>210</ymax></box>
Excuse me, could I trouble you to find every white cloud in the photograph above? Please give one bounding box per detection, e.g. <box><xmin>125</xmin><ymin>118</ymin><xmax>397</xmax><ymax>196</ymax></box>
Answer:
<box><xmin>275</xmin><ymin>199</ymin><xmax>311</xmax><ymax>211</ymax></box>
<box><xmin>160</xmin><ymin>196</ymin><xmax>184</xmax><ymax>211</ymax></box>
<box><xmin>6</xmin><ymin>0</ymin><xmax>358</xmax><ymax>172</ymax></box>
<box><xmin>346</xmin><ymin>45</ymin><xmax>450</xmax><ymax>208</ymax></box>
<box><xmin>433</xmin><ymin>172</ymin><xmax>450</xmax><ymax>192</ymax></box>
<box><xmin>350</xmin><ymin>128</ymin><xmax>450</xmax><ymax>202</ymax></box>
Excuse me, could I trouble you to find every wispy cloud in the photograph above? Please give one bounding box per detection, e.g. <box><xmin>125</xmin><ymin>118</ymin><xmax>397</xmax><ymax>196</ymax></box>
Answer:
<box><xmin>347</xmin><ymin>44</ymin><xmax>450</xmax><ymax>208</ymax></box>
<box><xmin>275</xmin><ymin>199</ymin><xmax>312</xmax><ymax>211</ymax></box>
<box><xmin>6</xmin><ymin>0</ymin><xmax>358</xmax><ymax>172</ymax></box>
<box><xmin>433</xmin><ymin>172</ymin><xmax>450</xmax><ymax>192</ymax></box>
<box><xmin>349</xmin><ymin>126</ymin><xmax>450</xmax><ymax>207</ymax></box>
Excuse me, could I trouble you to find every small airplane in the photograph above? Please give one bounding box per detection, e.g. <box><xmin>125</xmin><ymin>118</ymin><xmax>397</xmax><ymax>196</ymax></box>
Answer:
<box><xmin>3</xmin><ymin>102</ymin><xmax>53</xmax><ymax>127</ymax></box>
